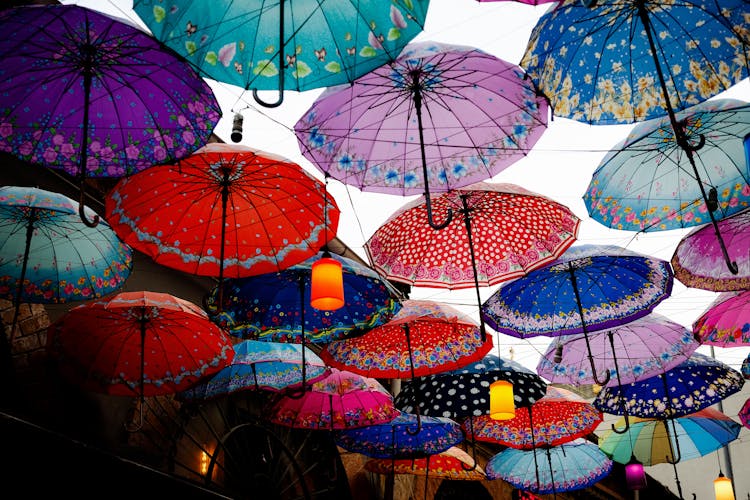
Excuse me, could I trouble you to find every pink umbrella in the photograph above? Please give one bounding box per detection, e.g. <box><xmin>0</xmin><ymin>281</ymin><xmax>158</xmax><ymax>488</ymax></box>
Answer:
<box><xmin>538</xmin><ymin>313</ymin><xmax>700</xmax><ymax>387</ymax></box>
<box><xmin>740</xmin><ymin>397</ymin><xmax>750</xmax><ymax>429</ymax></box>
<box><xmin>671</xmin><ymin>208</ymin><xmax>750</xmax><ymax>292</ymax></box>
<box><xmin>693</xmin><ymin>290</ymin><xmax>750</xmax><ymax>346</ymax></box>
<box><xmin>267</xmin><ymin>368</ymin><xmax>399</xmax><ymax>430</ymax></box>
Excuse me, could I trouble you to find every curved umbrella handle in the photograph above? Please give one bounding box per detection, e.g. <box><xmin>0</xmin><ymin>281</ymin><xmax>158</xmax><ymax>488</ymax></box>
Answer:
<box><xmin>405</xmin><ymin>410</ymin><xmax>422</xmax><ymax>436</ymax></box>
<box><xmin>78</xmin><ymin>181</ymin><xmax>100</xmax><ymax>228</ymax></box>
<box><xmin>459</xmin><ymin>416</ymin><xmax>479</xmax><ymax>472</ymax></box>
<box><xmin>252</xmin><ymin>0</ymin><xmax>285</xmax><ymax>109</ymax></box>
<box><xmin>424</xmin><ymin>190</ymin><xmax>452</xmax><ymax>230</ymax></box>
<box><xmin>252</xmin><ymin>88</ymin><xmax>284</xmax><ymax>108</ymax></box>
<box><xmin>608</xmin><ymin>330</ymin><xmax>630</xmax><ymax>434</ymax></box>
<box><xmin>611</xmin><ymin>411</ymin><xmax>631</xmax><ymax>434</ymax></box>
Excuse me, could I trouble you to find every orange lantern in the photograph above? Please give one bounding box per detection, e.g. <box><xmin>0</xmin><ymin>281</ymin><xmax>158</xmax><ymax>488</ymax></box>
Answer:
<box><xmin>489</xmin><ymin>380</ymin><xmax>515</xmax><ymax>420</ymax></box>
<box><xmin>311</xmin><ymin>251</ymin><xmax>344</xmax><ymax>310</ymax></box>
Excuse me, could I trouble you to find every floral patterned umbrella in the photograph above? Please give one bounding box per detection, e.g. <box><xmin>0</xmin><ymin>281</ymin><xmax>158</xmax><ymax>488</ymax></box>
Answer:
<box><xmin>594</xmin><ymin>353</ymin><xmax>745</xmax><ymax>419</ymax></box>
<box><xmin>334</xmin><ymin>412</ymin><xmax>463</xmax><ymax>459</ymax></box>
<box><xmin>177</xmin><ymin>340</ymin><xmax>330</xmax><ymax>401</ymax></box>
<box><xmin>743</xmin><ymin>353</ymin><xmax>750</xmax><ymax>380</ymax></box>
<box><xmin>0</xmin><ymin>4</ymin><xmax>220</xmax><ymax>225</ymax></box>
<box><xmin>693</xmin><ymin>290</ymin><xmax>750</xmax><ymax>347</ymax></box>
<box><xmin>462</xmin><ymin>386</ymin><xmax>602</xmax><ymax>450</ymax></box>
<box><xmin>267</xmin><ymin>368</ymin><xmax>398</xmax><ymax>430</ymax></box>
<box><xmin>296</xmin><ymin>41</ymin><xmax>547</xmax><ymax>229</ymax></box>
<box><xmin>364</xmin><ymin>446</ymin><xmax>486</xmax><ymax>481</ymax></box>
<box><xmin>672</xmin><ymin>208</ymin><xmax>750</xmax><ymax>292</ymax></box>
<box><xmin>320</xmin><ymin>299</ymin><xmax>492</xmax><ymax>379</ymax></box>
<box><xmin>740</xmin><ymin>397</ymin><xmax>750</xmax><ymax>429</ymax></box>
<box><xmin>537</xmin><ymin>313</ymin><xmax>699</xmax><ymax>388</ymax></box>
<box><xmin>486</xmin><ymin>439</ymin><xmax>613</xmax><ymax>495</ymax></box>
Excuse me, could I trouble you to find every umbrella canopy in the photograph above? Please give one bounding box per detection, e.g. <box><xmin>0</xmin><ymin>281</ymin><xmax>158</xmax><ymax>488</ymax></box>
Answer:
<box><xmin>740</xmin><ymin>397</ymin><xmax>750</xmax><ymax>429</ymax></box>
<box><xmin>320</xmin><ymin>299</ymin><xmax>492</xmax><ymax>379</ymax></box>
<box><xmin>295</xmin><ymin>41</ymin><xmax>547</xmax><ymax>228</ymax></box>
<box><xmin>177</xmin><ymin>340</ymin><xmax>330</xmax><ymax>401</ymax></box>
<box><xmin>520</xmin><ymin>0</ymin><xmax>750</xmax><ymax>125</ymax></box>
<box><xmin>672</xmin><ymin>208</ymin><xmax>750</xmax><ymax>291</ymax></box>
<box><xmin>105</xmin><ymin>143</ymin><xmax>340</xmax><ymax>283</ymax></box>
<box><xmin>594</xmin><ymin>353</ymin><xmax>746</xmax><ymax>419</ymax></box>
<box><xmin>0</xmin><ymin>4</ymin><xmax>220</xmax><ymax>224</ymax></box>
<box><xmin>599</xmin><ymin>407</ymin><xmax>742</xmax><ymax>466</ymax></box>
<box><xmin>394</xmin><ymin>353</ymin><xmax>547</xmax><ymax>418</ymax></box>
<box><xmin>364</xmin><ymin>182</ymin><xmax>580</xmax><ymax>289</ymax></box>
<box><xmin>203</xmin><ymin>251</ymin><xmax>402</xmax><ymax>343</ymax></box>
<box><xmin>46</xmin><ymin>291</ymin><xmax>235</xmax><ymax>397</ymax></box>
<box><xmin>693</xmin><ymin>290</ymin><xmax>750</xmax><ymax>347</ymax></box>
<box><xmin>462</xmin><ymin>386</ymin><xmax>603</xmax><ymax>450</ymax></box>
<box><xmin>267</xmin><ymin>368</ymin><xmax>398</xmax><ymax>430</ymax></box>
<box><xmin>537</xmin><ymin>313</ymin><xmax>699</xmax><ymax>388</ymax></box>
<box><xmin>743</xmin><ymin>352</ymin><xmax>750</xmax><ymax>380</ymax></box>
<box><xmin>364</xmin><ymin>446</ymin><xmax>486</xmax><ymax>481</ymax></box>
<box><xmin>133</xmin><ymin>0</ymin><xmax>430</xmax><ymax>105</ymax></box>
<box><xmin>486</xmin><ymin>439</ymin><xmax>613</xmax><ymax>495</ymax></box>
<box><xmin>334</xmin><ymin>412</ymin><xmax>463</xmax><ymax>459</ymax></box>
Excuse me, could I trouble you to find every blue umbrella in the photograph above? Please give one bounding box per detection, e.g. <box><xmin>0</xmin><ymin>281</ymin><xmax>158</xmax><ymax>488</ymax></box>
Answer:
<box><xmin>334</xmin><ymin>413</ymin><xmax>463</xmax><ymax>459</ymax></box>
<box><xmin>486</xmin><ymin>439</ymin><xmax>613</xmax><ymax>495</ymax></box>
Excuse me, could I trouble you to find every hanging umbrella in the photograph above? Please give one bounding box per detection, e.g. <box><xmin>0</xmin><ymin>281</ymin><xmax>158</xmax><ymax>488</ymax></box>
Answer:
<box><xmin>105</xmin><ymin>143</ymin><xmax>340</xmax><ymax>308</ymax></box>
<box><xmin>320</xmin><ymin>299</ymin><xmax>492</xmax><ymax>379</ymax></box>
<box><xmin>203</xmin><ymin>251</ymin><xmax>402</xmax><ymax>343</ymax></box>
<box><xmin>520</xmin><ymin>0</ymin><xmax>749</xmax><ymax>125</ymax></box>
<box><xmin>537</xmin><ymin>313</ymin><xmax>699</xmax><ymax>388</ymax></box>
<box><xmin>672</xmin><ymin>208</ymin><xmax>750</xmax><ymax>292</ymax></box>
<box><xmin>334</xmin><ymin>412</ymin><xmax>463</xmax><ymax>459</ymax></box>
<box><xmin>267</xmin><ymin>368</ymin><xmax>398</xmax><ymax>430</ymax></box>
<box><xmin>583</xmin><ymin>99</ymin><xmax>750</xmax><ymax>273</ymax></box>
<box><xmin>364</xmin><ymin>446</ymin><xmax>486</xmax><ymax>481</ymax></box>
<box><xmin>462</xmin><ymin>386</ymin><xmax>602</xmax><ymax>450</ymax></box>
<box><xmin>0</xmin><ymin>186</ymin><xmax>132</xmax><ymax>341</ymax></box>
<box><xmin>740</xmin><ymin>397</ymin><xmax>750</xmax><ymax>429</ymax></box>
<box><xmin>177</xmin><ymin>340</ymin><xmax>330</xmax><ymax>401</ymax></box>
<box><xmin>743</xmin><ymin>352</ymin><xmax>750</xmax><ymax>380</ymax></box>
<box><xmin>599</xmin><ymin>407</ymin><xmax>742</xmax><ymax>466</ymax></box>
<box><xmin>594</xmin><ymin>352</ymin><xmax>745</xmax><ymax>419</ymax></box>
<box><xmin>0</xmin><ymin>4</ymin><xmax>221</xmax><ymax>225</ymax></box>
<box><xmin>394</xmin><ymin>353</ymin><xmax>547</xmax><ymax>418</ymax></box>
<box><xmin>486</xmin><ymin>439</ymin><xmax>613</xmax><ymax>495</ymax></box>
<box><xmin>477</xmin><ymin>0</ymin><xmax>556</xmax><ymax>4</ymax></box>
<box><xmin>133</xmin><ymin>0</ymin><xmax>430</xmax><ymax>107</ymax></box>
<box><xmin>482</xmin><ymin>244</ymin><xmax>673</xmax><ymax>385</ymax></box>
<box><xmin>693</xmin><ymin>290</ymin><xmax>750</xmax><ymax>347</ymax></box>
<box><xmin>295</xmin><ymin>41</ymin><xmax>548</xmax><ymax>229</ymax></box>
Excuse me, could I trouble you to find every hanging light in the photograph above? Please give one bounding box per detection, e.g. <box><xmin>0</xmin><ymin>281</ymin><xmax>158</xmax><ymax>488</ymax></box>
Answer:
<box><xmin>489</xmin><ymin>380</ymin><xmax>515</xmax><ymax>420</ymax></box>
<box><xmin>231</xmin><ymin>112</ymin><xmax>244</xmax><ymax>142</ymax></box>
<box><xmin>714</xmin><ymin>471</ymin><xmax>735</xmax><ymax>500</ymax></box>
<box><xmin>310</xmin><ymin>249</ymin><xmax>344</xmax><ymax>310</ymax></box>
<box><xmin>625</xmin><ymin>454</ymin><xmax>647</xmax><ymax>490</ymax></box>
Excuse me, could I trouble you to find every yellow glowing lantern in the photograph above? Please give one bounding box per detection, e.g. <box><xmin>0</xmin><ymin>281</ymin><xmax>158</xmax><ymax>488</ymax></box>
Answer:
<box><xmin>714</xmin><ymin>471</ymin><xmax>735</xmax><ymax>500</ymax></box>
<box><xmin>310</xmin><ymin>251</ymin><xmax>344</xmax><ymax>310</ymax></box>
<box><xmin>489</xmin><ymin>380</ymin><xmax>515</xmax><ymax>420</ymax></box>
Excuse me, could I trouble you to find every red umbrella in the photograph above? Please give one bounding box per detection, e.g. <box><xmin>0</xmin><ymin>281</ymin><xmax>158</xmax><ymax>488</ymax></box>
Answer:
<box><xmin>105</xmin><ymin>142</ymin><xmax>340</xmax><ymax>286</ymax></box>
<box><xmin>320</xmin><ymin>299</ymin><xmax>492</xmax><ymax>379</ymax></box>
<box><xmin>364</xmin><ymin>446</ymin><xmax>487</xmax><ymax>481</ymax></box>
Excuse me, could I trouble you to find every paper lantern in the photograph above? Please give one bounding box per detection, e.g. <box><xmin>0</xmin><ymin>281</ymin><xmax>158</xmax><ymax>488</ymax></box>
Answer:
<box><xmin>311</xmin><ymin>252</ymin><xmax>344</xmax><ymax>310</ymax></box>
<box><xmin>489</xmin><ymin>380</ymin><xmax>515</xmax><ymax>420</ymax></box>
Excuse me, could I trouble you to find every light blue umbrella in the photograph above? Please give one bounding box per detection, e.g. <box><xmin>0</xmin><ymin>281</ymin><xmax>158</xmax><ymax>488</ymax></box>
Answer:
<box><xmin>133</xmin><ymin>0</ymin><xmax>430</xmax><ymax>107</ymax></box>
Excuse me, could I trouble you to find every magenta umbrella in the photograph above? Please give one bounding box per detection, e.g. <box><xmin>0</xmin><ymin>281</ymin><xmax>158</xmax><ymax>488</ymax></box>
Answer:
<box><xmin>295</xmin><ymin>40</ymin><xmax>547</xmax><ymax>230</ymax></box>
<box><xmin>672</xmin><ymin>209</ymin><xmax>750</xmax><ymax>292</ymax></box>
<box><xmin>693</xmin><ymin>290</ymin><xmax>750</xmax><ymax>347</ymax></box>
<box><xmin>538</xmin><ymin>313</ymin><xmax>699</xmax><ymax>388</ymax></box>
<box><xmin>740</xmin><ymin>397</ymin><xmax>750</xmax><ymax>429</ymax></box>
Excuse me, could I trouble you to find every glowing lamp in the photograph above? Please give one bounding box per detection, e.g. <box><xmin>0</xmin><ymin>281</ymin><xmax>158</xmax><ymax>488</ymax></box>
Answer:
<box><xmin>714</xmin><ymin>471</ymin><xmax>735</xmax><ymax>500</ymax></box>
<box><xmin>310</xmin><ymin>252</ymin><xmax>344</xmax><ymax>311</ymax></box>
<box><xmin>200</xmin><ymin>444</ymin><xmax>210</xmax><ymax>476</ymax></box>
<box><xmin>624</xmin><ymin>455</ymin><xmax>647</xmax><ymax>490</ymax></box>
<box><xmin>489</xmin><ymin>380</ymin><xmax>515</xmax><ymax>420</ymax></box>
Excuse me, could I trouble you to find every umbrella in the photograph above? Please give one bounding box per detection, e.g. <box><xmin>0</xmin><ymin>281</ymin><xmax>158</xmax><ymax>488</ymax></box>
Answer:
<box><xmin>740</xmin><ymin>397</ymin><xmax>750</xmax><ymax>429</ymax></box>
<box><xmin>105</xmin><ymin>142</ymin><xmax>340</xmax><ymax>307</ymax></box>
<box><xmin>486</xmin><ymin>439</ymin><xmax>613</xmax><ymax>495</ymax></box>
<box><xmin>295</xmin><ymin>40</ymin><xmax>548</xmax><ymax>229</ymax></box>
<box><xmin>462</xmin><ymin>386</ymin><xmax>602</xmax><ymax>450</ymax></box>
<box><xmin>363</xmin><ymin>446</ymin><xmax>486</xmax><ymax>481</ymax></box>
<box><xmin>267</xmin><ymin>368</ymin><xmax>398</xmax><ymax>430</ymax></box>
<box><xmin>0</xmin><ymin>4</ymin><xmax>220</xmax><ymax>225</ymax></box>
<box><xmin>672</xmin><ymin>208</ymin><xmax>750</xmax><ymax>292</ymax></box>
<box><xmin>204</xmin><ymin>251</ymin><xmax>402</xmax><ymax>343</ymax></box>
<box><xmin>320</xmin><ymin>299</ymin><xmax>492</xmax><ymax>379</ymax></box>
<box><xmin>177</xmin><ymin>340</ymin><xmax>330</xmax><ymax>401</ymax></box>
<box><xmin>482</xmin><ymin>244</ymin><xmax>673</xmax><ymax>385</ymax></box>
<box><xmin>520</xmin><ymin>0</ymin><xmax>749</xmax><ymax>125</ymax></box>
<box><xmin>334</xmin><ymin>412</ymin><xmax>463</xmax><ymax>459</ymax></box>
<box><xmin>537</xmin><ymin>313</ymin><xmax>699</xmax><ymax>388</ymax></box>
<box><xmin>133</xmin><ymin>0</ymin><xmax>430</xmax><ymax>107</ymax></box>
<box><xmin>394</xmin><ymin>353</ymin><xmax>547</xmax><ymax>418</ymax></box>
<box><xmin>743</xmin><ymin>352</ymin><xmax>750</xmax><ymax>380</ymax></box>
<box><xmin>0</xmin><ymin>186</ymin><xmax>132</xmax><ymax>341</ymax></box>
<box><xmin>693</xmin><ymin>290</ymin><xmax>750</xmax><ymax>347</ymax></box>
<box><xmin>599</xmin><ymin>407</ymin><xmax>742</xmax><ymax>466</ymax></box>
<box><xmin>594</xmin><ymin>352</ymin><xmax>746</xmax><ymax>420</ymax></box>
<box><xmin>477</xmin><ymin>0</ymin><xmax>556</xmax><ymax>4</ymax></box>
<box><xmin>583</xmin><ymin>99</ymin><xmax>750</xmax><ymax>273</ymax></box>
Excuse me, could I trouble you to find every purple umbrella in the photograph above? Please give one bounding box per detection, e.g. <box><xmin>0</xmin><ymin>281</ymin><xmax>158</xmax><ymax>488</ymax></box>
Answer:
<box><xmin>0</xmin><ymin>4</ymin><xmax>221</xmax><ymax>226</ymax></box>
<box><xmin>295</xmin><ymin>40</ymin><xmax>547</xmax><ymax>229</ymax></box>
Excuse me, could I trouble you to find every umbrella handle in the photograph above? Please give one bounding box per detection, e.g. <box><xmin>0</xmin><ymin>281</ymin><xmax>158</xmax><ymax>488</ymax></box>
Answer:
<box><xmin>611</xmin><ymin>411</ymin><xmax>631</xmax><ymax>434</ymax></box>
<box><xmin>405</xmin><ymin>411</ymin><xmax>422</xmax><ymax>436</ymax></box>
<box><xmin>459</xmin><ymin>417</ymin><xmax>479</xmax><ymax>472</ymax></box>
<box><xmin>78</xmin><ymin>181</ymin><xmax>100</xmax><ymax>228</ymax></box>
<box><xmin>252</xmin><ymin>0</ymin><xmax>285</xmax><ymax>108</ymax></box>
<box><xmin>252</xmin><ymin>88</ymin><xmax>284</xmax><ymax>108</ymax></box>
<box><xmin>424</xmin><ymin>189</ymin><xmax>452</xmax><ymax>230</ymax></box>
<box><xmin>124</xmin><ymin>398</ymin><xmax>144</xmax><ymax>433</ymax></box>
